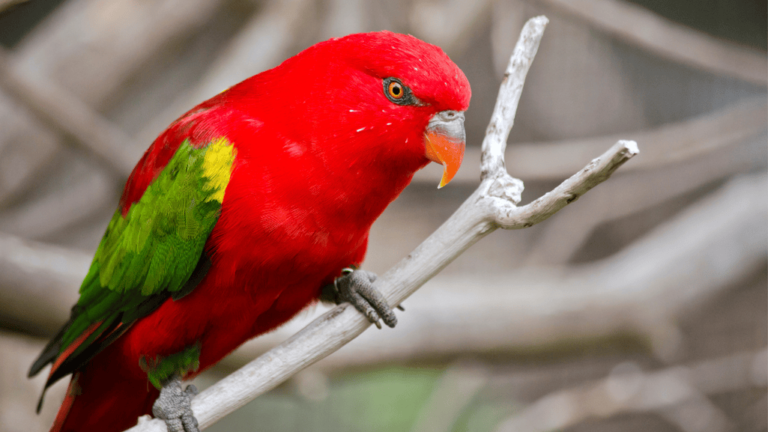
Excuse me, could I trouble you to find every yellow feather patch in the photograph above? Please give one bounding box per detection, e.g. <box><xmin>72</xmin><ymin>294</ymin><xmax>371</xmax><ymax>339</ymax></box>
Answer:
<box><xmin>202</xmin><ymin>138</ymin><xmax>236</xmax><ymax>203</ymax></box>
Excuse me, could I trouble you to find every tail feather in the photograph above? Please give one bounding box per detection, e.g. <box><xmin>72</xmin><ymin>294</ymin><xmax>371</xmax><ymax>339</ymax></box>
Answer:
<box><xmin>50</xmin><ymin>374</ymin><xmax>79</xmax><ymax>432</ymax></box>
<box><xmin>30</xmin><ymin>304</ymin><xmax>80</xmax><ymax>378</ymax></box>
<box><xmin>50</xmin><ymin>348</ymin><xmax>158</xmax><ymax>432</ymax></box>
<box><xmin>29</xmin><ymin>326</ymin><xmax>67</xmax><ymax>378</ymax></box>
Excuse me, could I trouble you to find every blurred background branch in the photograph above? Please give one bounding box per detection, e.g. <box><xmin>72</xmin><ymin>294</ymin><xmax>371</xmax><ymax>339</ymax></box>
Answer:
<box><xmin>494</xmin><ymin>348</ymin><xmax>767</xmax><ymax>432</ymax></box>
<box><xmin>540</xmin><ymin>0</ymin><xmax>767</xmax><ymax>86</ymax></box>
<box><xmin>0</xmin><ymin>0</ymin><xmax>26</xmax><ymax>14</ymax></box>
<box><xmin>0</xmin><ymin>47</ymin><xmax>138</xmax><ymax>176</ymax></box>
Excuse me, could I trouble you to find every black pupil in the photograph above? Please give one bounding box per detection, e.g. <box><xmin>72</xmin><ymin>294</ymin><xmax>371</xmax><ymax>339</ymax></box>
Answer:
<box><xmin>392</xmin><ymin>85</ymin><xmax>401</xmax><ymax>96</ymax></box>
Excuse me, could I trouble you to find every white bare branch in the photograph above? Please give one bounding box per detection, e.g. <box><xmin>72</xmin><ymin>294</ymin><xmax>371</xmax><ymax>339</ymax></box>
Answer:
<box><xmin>125</xmin><ymin>16</ymin><xmax>638</xmax><ymax>431</ymax></box>
<box><xmin>480</xmin><ymin>15</ymin><xmax>548</xmax><ymax>181</ymax></box>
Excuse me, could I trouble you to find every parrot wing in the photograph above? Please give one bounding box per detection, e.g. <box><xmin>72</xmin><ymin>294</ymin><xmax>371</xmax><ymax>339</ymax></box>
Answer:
<box><xmin>29</xmin><ymin>134</ymin><xmax>237</xmax><ymax>394</ymax></box>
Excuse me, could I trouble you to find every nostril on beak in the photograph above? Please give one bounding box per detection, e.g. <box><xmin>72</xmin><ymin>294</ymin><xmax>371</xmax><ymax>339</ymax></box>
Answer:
<box><xmin>441</xmin><ymin>111</ymin><xmax>459</xmax><ymax>121</ymax></box>
<box><xmin>428</xmin><ymin>111</ymin><xmax>466</xmax><ymax>143</ymax></box>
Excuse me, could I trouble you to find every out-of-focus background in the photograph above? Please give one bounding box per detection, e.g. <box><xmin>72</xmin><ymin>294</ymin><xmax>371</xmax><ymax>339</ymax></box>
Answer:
<box><xmin>0</xmin><ymin>0</ymin><xmax>765</xmax><ymax>431</ymax></box>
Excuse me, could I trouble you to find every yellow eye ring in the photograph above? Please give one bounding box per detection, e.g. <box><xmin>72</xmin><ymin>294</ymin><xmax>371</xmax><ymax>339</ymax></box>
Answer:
<box><xmin>387</xmin><ymin>81</ymin><xmax>404</xmax><ymax>99</ymax></box>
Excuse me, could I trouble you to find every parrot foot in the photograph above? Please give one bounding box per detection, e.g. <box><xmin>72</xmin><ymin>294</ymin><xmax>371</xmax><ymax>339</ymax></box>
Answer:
<box><xmin>331</xmin><ymin>268</ymin><xmax>400</xmax><ymax>329</ymax></box>
<box><xmin>152</xmin><ymin>375</ymin><xmax>200</xmax><ymax>432</ymax></box>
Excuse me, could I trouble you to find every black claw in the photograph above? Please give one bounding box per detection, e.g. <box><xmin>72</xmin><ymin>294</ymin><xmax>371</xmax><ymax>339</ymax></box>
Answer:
<box><xmin>397</xmin><ymin>304</ymin><xmax>405</xmax><ymax>311</ymax></box>
<box><xmin>185</xmin><ymin>384</ymin><xmax>198</xmax><ymax>397</ymax></box>
<box><xmin>181</xmin><ymin>412</ymin><xmax>199</xmax><ymax>432</ymax></box>
<box><xmin>334</xmin><ymin>269</ymin><xmax>398</xmax><ymax>328</ymax></box>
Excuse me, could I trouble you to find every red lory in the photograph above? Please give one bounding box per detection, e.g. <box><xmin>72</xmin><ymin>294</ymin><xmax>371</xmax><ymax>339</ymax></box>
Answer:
<box><xmin>29</xmin><ymin>31</ymin><xmax>470</xmax><ymax>432</ymax></box>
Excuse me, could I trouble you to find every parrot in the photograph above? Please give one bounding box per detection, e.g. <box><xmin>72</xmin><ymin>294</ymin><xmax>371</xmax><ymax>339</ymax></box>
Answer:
<box><xmin>28</xmin><ymin>31</ymin><xmax>470</xmax><ymax>432</ymax></box>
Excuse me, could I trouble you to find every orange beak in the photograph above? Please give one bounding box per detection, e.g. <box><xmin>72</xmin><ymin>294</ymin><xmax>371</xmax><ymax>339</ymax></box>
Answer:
<box><xmin>424</xmin><ymin>111</ymin><xmax>466</xmax><ymax>188</ymax></box>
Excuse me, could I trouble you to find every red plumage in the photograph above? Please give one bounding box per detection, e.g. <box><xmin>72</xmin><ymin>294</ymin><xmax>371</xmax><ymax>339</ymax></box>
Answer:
<box><xmin>50</xmin><ymin>31</ymin><xmax>470</xmax><ymax>431</ymax></box>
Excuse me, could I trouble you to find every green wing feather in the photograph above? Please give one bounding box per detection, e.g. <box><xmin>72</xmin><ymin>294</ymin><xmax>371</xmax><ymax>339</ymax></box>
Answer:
<box><xmin>31</xmin><ymin>138</ymin><xmax>236</xmax><ymax>385</ymax></box>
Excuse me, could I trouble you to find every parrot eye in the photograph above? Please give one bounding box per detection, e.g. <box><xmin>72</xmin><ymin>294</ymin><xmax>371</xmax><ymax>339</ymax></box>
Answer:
<box><xmin>388</xmin><ymin>81</ymin><xmax>404</xmax><ymax>99</ymax></box>
<box><xmin>383</xmin><ymin>78</ymin><xmax>417</xmax><ymax>105</ymax></box>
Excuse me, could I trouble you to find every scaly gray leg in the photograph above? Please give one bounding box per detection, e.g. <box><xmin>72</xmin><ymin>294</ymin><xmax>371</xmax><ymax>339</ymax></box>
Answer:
<box><xmin>152</xmin><ymin>375</ymin><xmax>199</xmax><ymax>432</ymax></box>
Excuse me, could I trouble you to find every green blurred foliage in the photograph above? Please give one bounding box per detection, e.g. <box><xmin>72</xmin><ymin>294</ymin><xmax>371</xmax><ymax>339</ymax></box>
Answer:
<box><xmin>208</xmin><ymin>367</ymin><xmax>443</xmax><ymax>432</ymax></box>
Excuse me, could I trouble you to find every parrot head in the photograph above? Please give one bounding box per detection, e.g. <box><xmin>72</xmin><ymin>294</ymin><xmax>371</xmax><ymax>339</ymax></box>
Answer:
<box><xmin>327</xmin><ymin>31</ymin><xmax>471</xmax><ymax>189</ymax></box>
<box><xmin>238</xmin><ymin>31</ymin><xmax>471</xmax><ymax>189</ymax></box>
